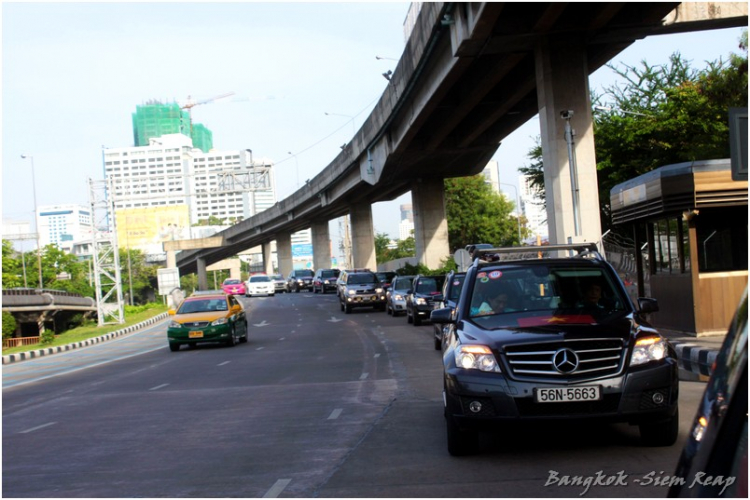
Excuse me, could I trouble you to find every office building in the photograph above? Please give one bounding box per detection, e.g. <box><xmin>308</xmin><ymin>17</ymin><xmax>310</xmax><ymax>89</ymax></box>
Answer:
<box><xmin>36</xmin><ymin>204</ymin><xmax>93</xmax><ymax>252</ymax></box>
<box><xmin>520</xmin><ymin>174</ymin><xmax>548</xmax><ymax>239</ymax></box>
<box><xmin>132</xmin><ymin>100</ymin><xmax>214</xmax><ymax>153</ymax></box>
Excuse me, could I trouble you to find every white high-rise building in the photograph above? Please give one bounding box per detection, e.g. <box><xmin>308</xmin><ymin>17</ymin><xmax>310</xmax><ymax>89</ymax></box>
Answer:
<box><xmin>37</xmin><ymin>204</ymin><xmax>92</xmax><ymax>252</ymax></box>
<box><xmin>103</xmin><ymin>134</ymin><xmax>275</xmax><ymax>223</ymax></box>
<box><xmin>520</xmin><ymin>174</ymin><xmax>548</xmax><ymax>240</ymax></box>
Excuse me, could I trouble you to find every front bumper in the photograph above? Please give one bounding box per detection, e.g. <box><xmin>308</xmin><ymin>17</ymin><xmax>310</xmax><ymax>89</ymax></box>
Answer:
<box><xmin>168</xmin><ymin>324</ymin><xmax>233</xmax><ymax>345</ymax></box>
<box><xmin>444</xmin><ymin>358</ymin><xmax>678</xmax><ymax>426</ymax></box>
<box><xmin>344</xmin><ymin>294</ymin><xmax>386</xmax><ymax>308</ymax></box>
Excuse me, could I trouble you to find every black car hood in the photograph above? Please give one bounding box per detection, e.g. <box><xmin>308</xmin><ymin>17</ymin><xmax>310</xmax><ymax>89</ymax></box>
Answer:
<box><xmin>459</xmin><ymin>312</ymin><xmax>639</xmax><ymax>349</ymax></box>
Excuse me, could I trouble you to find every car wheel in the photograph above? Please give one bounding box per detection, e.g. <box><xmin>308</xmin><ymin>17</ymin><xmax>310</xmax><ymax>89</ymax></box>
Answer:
<box><xmin>345</xmin><ymin>303</ymin><xmax>352</xmax><ymax>314</ymax></box>
<box><xmin>639</xmin><ymin>407</ymin><xmax>679</xmax><ymax>446</ymax></box>
<box><xmin>434</xmin><ymin>333</ymin><xmax>442</xmax><ymax>350</ymax></box>
<box><xmin>226</xmin><ymin>327</ymin><xmax>237</xmax><ymax>347</ymax></box>
<box><xmin>413</xmin><ymin>313</ymin><xmax>422</xmax><ymax>326</ymax></box>
<box><xmin>386</xmin><ymin>303</ymin><xmax>392</xmax><ymax>315</ymax></box>
<box><xmin>446</xmin><ymin>415</ymin><xmax>479</xmax><ymax>456</ymax></box>
<box><xmin>169</xmin><ymin>343</ymin><xmax>180</xmax><ymax>352</ymax></box>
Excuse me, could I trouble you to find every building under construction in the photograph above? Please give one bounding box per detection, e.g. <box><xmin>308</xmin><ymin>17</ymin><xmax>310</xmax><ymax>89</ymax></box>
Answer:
<box><xmin>131</xmin><ymin>100</ymin><xmax>213</xmax><ymax>153</ymax></box>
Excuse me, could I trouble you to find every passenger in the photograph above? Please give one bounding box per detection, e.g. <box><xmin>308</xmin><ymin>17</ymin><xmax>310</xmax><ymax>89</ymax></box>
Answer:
<box><xmin>577</xmin><ymin>281</ymin><xmax>607</xmax><ymax>310</ymax></box>
<box><xmin>473</xmin><ymin>292</ymin><xmax>515</xmax><ymax>316</ymax></box>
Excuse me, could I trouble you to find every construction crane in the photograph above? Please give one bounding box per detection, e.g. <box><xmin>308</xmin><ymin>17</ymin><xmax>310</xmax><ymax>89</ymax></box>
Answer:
<box><xmin>180</xmin><ymin>92</ymin><xmax>235</xmax><ymax>135</ymax></box>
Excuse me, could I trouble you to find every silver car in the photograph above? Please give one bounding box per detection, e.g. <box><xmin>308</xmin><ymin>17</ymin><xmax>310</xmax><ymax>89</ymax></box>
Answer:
<box><xmin>386</xmin><ymin>275</ymin><xmax>414</xmax><ymax>316</ymax></box>
<box><xmin>270</xmin><ymin>273</ymin><xmax>287</xmax><ymax>293</ymax></box>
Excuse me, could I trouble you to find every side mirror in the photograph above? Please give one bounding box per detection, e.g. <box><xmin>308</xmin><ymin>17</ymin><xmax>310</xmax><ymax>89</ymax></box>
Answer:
<box><xmin>430</xmin><ymin>307</ymin><xmax>454</xmax><ymax>324</ymax></box>
<box><xmin>638</xmin><ymin>297</ymin><xmax>659</xmax><ymax>314</ymax></box>
<box><xmin>168</xmin><ymin>309</ymin><xmax>176</xmax><ymax>316</ymax></box>
<box><xmin>231</xmin><ymin>305</ymin><xmax>242</xmax><ymax>313</ymax></box>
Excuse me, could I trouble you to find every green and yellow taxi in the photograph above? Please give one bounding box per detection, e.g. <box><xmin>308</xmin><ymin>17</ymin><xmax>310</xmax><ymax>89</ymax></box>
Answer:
<box><xmin>167</xmin><ymin>292</ymin><xmax>248</xmax><ymax>351</ymax></box>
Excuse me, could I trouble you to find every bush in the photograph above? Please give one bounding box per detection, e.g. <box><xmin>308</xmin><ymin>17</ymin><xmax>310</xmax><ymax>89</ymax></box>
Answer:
<box><xmin>124</xmin><ymin>302</ymin><xmax>162</xmax><ymax>316</ymax></box>
<box><xmin>2</xmin><ymin>312</ymin><xmax>16</xmax><ymax>340</ymax></box>
<box><xmin>40</xmin><ymin>330</ymin><xmax>55</xmax><ymax>345</ymax></box>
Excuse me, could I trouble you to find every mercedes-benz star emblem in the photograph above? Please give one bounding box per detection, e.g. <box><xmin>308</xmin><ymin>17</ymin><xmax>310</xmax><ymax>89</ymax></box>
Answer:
<box><xmin>552</xmin><ymin>348</ymin><xmax>580</xmax><ymax>374</ymax></box>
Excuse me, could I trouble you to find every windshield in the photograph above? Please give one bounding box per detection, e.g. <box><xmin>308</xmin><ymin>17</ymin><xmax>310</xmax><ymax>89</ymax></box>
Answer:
<box><xmin>321</xmin><ymin>270</ymin><xmax>339</xmax><ymax>278</ymax></box>
<box><xmin>271</xmin><ymin>274</ymin><xmax>283</xmax><ymax>280</ymax></box>
<box><xmin>415</xmin><ymin>276</ymin><xmax>445</xmax><ymax>294</ymax></box>
<box><xmin>348</xmin><ymin>273</ymin><xmax>377</xmax><ymax>285</ymax></box>
<box><xmin>178</xmin><ymin>298</ymin><xmax>228</xmax><ymax>314</ymax></box>
<box><xmin>296</xmin><ymin>270</ymin><xmax>314</xmax><ymax>277</ymax></box>
<box><xmin>467</xmin><ymin>265</ymin><xmax>627</xmax><ymax>326</ymax></box>
<box><xmin>223</xmin><ymin>279</ymin><xmax>241</xmax><ymax>285</ymax></box>
<box><xmin>447</xmin><ymin>275</ymin><xmax>466</xmax><ymax>300</ymax></box>
<box><xmin>250</xmin><ymin>275</ymin><xmax>270</xmax><ymax>283</ymax></box>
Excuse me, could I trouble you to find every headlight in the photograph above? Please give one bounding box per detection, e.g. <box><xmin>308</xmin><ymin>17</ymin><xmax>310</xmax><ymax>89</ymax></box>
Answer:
<box><xmin>416</xmin><ymin>297</ymin><xmax>427</xmax><ymax>305</ymax></box>
<box><xmin>375</xmin><ymin>288</ymin><xmax>384</xmax><ymax>294</ymax></box>
<box><xmin>347</xmin><ymin>289</ymin><xmax>357</xmax><ymax>296</ymax></box>
<box><xmin>454</xmin><ymin>345</ymin><xmax>501</xmax><ymax>372</ymax></box>
<box><xmin>211</xmin><ymin>317</ymin><xmax>229</xmax><ymax>326</ymax></box>
<box><xmin>168</xmin><ymin>320</ymin><xmax>181</xmax><ymax>329</ymax></box>
<box><xmin>630</xmin><ymin>336</ymin><xmax>667</xmax><ymax>366</ymax></box>
<box><xmin>394</xmin><ymin>294</ymin><xmax>404</xmax><ymax>301</ymax></box>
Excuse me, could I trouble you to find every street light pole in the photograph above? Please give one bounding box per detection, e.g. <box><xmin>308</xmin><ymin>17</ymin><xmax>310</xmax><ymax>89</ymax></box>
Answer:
<box><xmin>499</xmin><ymin>182</ymin><xmax>522</xmax><ymax>245</ymax></box>
<box><xmin>324</xmin><ymin>112</ymin><xmax>356</xmax><ymax>137</ymax></box>
<box><xmin>21</xmin><ymin>154</ymin><xmax>43</xmax><ymax>288</ymax></box>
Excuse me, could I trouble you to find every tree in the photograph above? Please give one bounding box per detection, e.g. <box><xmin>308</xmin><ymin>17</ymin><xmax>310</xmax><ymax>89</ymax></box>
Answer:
<box><xmin>2</xmin><ymin>240</ymin><xmax>24</xmax><ymax>289</ymax></box>
<box><xmin>444</xmin><ymin>175</ymin><xmax>523</xmax><ymax>250</ymax></box>
<box><xmin>375</xmin><ymin>232</ymin><xmax>416</xmax><ymax>264</ymax></box>
<box><xmin>119</xmin><ymin>248</ymin><xmax>158</xmax><ymax>304</ymax></box>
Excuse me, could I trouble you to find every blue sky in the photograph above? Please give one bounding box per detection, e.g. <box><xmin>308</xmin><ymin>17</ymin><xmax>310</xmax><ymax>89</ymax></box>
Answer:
<box><xmin>2</xmin><ymin>3</ymin><xmax>746</xmax><ymax>252</ymax></box>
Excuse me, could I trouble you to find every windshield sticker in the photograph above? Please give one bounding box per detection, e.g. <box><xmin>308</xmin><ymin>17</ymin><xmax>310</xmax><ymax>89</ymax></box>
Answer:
<box><xmin>479</xmin><ymin>277</ymin><xmax>490</xmax><ymax>283</ymax></box>
<box><xmin>477</xmin><ymin>272</ymin><xmax>487</xmax><ymax>279</ymax></box>
<box><xmin>489</xmin><ymin>270</ymin><xmax>503</xmax><ymax>279</ymax></box>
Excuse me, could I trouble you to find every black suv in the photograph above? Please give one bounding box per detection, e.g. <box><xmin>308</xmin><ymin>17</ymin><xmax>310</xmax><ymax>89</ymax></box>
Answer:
<box><xmin>431</xmin><ymin>243</ymin><xmax>679</xmax><ymax>455</ymax></box>
<box><xmin>433</xmin><ymin>271</ymin><xmax>465</xmax><ymax>350</ymax></box>
<box><xmin>338</xmin><ymin>270</ymin><xmax>386</xmax><ymax>313</ymax></box>
<box><xmin>286</xmin><ymin>269</ymin><xmax>314</xmax><ymax>293</ymax></box>
<box><xmin>405</xmin><ymin>274</ymin><xmax>446</xmax><ymax>326</ymax></box>
<box><xmin>313</xmin><ymin>268</ymin><xmax>340</xmax><ymax>294</ymax></box>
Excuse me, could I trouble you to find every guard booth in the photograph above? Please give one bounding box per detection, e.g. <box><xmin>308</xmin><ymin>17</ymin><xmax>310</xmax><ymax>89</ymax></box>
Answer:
<box><xmin>610</xmin><ymin>159</ymin><xmax>748</xmax><ymax>337</ymax></box>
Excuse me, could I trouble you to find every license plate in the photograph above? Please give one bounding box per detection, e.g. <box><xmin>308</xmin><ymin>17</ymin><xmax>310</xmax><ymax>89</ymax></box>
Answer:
<box><xmin>535</xmin><ymin>386</ymin><xmax>601</xmax><ymax>403</ymax></box>
<box><xmin>189</xmin><ymin>331</ymin><xmax>204</xmax><ymax>339</ymax></box>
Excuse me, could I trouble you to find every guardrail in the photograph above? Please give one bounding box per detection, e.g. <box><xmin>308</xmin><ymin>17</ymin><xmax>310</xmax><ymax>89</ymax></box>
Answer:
<box><xmin>3</xmin><ymin>336</ymin><xmax>45</xmax><ymax>349</ymax></box>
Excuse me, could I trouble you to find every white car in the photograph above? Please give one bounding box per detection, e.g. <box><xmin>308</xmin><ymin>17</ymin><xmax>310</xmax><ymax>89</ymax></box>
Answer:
<box><xmin>245</xmin><ymin>274</ymin><xmax>275</xmax><ymax>297</ymax></box>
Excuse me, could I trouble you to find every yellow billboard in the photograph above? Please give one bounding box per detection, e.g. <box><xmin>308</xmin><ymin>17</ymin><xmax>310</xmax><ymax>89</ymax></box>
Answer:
<box><xmin>116</xmin><ymin>205</ymin><xmax>190</xmax><ymax>254</ymax></box>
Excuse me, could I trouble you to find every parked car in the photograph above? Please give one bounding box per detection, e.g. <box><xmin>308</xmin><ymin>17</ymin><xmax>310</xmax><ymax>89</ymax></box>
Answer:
<box><xmin>386</xmin><ymin>275</ymin><xmax>415</xmax><ymax>317</ymax></box>
<box><xmin>668</xmin><ymin>287</ymin><xmax>747</xmax><ymax>497</ymax></box>
<box><xmin>287</xmin><ymin>269</ymin><xmax>314</xmax><ymax>293</ymax></box>
<box><xmin>433</xmin><ymin>271</ymin><xmax>466</xmax><ymax>350</ymax></box>
<box><xmin>375</xmin><ymin>271</ymin><xmax>397</xmax><ymax>292</ymax></box>
<box><xmin>313</xmin><ymin>268</ymin><xmax>340</xmax><ymax>294</ymax></box>
<box><xmin>406</xmin><ymin>274</ymin><xmax>446</xmax><ymax>326</ymax></box>
<box><xmin>167</xmin><ymin>292</ymin><xmax>247</xmax><ymax>351</ymax></box>
<box><xmin>338</xmin><ymin>269</ymin><xmax>386</xmax><ymax>313</ymax></box>
<box><xmin>245</xmin><ymin>274</ymin><xmax>275</xmax><ymax>297</ymax></box>
<box><xmin>431</xmin><ymin>243</ymin><xmax>679</xmax><ymax>455</ymax></box>
<box><xmin>270</xmin><ymin>273</ymin><xmax>287</xmax><ymax>293</ymax></box>
<box><xmin>221</xmin><ymin>278</ymin><xmax>246</xmax><ymax>296</ymax></box>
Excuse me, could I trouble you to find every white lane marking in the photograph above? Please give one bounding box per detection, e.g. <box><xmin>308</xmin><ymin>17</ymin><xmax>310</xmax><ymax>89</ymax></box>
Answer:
<box><xmin>263</xmin><ymin>478</ymin><xmax>291</xmax><ymax>498</ymax></box>
<box><xmin>279</xmin><ymin>337</ymin><xmax>286</xmax><ymax>341</ymax></box>
<box><xmin>149</xmin><ymin>383</ymin><xmax>170</xmax><ymax>391</ymax></box>
<box><xmin>19</xmin><ymin>422</ymin><xmax>57</xmax><ymax>434</ymax></box>
<box><xmin>374</xmin><ymin>354</ymin><xmax>380</xmax><ymax>359</ymax></box>
<box><xmin>327</xmin><ymin>316</ymin><xmax>343</xmax><ymax>323</ymax></box>
<box><xmin>328</xmin><ymin>408</ymin><xmax>343</xmax><ymax>420</ymax></box>
<box><xmin>218</xmin><ymin>361</ymin><xmax>231</xmax><ymax>366</ymax></box>
<box><xmin>253</xmin><ymin>320</ymin><xmax>269</xmax><ymax>327</ymax></box>
<box><xmin>3</xmin><ymin>345</ymin><xmax>167</xmax><ymax>389</ymax></box>
<box><xmin>256</xmin><ymin>347</ymin><xmax>265</xmax><ymax>351</ymax></box>
<box><xmin>360</xmin><ymin>372</ymin><xmax>369</xmax><ymax>380</ymax></box>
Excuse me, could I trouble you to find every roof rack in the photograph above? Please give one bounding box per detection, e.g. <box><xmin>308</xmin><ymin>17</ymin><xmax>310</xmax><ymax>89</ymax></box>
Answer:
<box><xmin>474</xmin><ymin>243</ymin><xmax>603</xmax><ymax>262</ymax></box>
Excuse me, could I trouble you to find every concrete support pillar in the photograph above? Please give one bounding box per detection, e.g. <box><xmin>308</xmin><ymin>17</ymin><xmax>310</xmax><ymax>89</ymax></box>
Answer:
<box><xmin>166</xmin><ymin>250</ymin><xmax>176</xmax><ymax>269</ymax></box>
<box><xmin>412</xmin><ymin>178</ymin><xmax>450</xmax><ymax>269</ymax></box>
<box><xmin>535</xmin><ymin>35</ymin><xmax>602</xmax><ymax>247</ymax></box>
<box><xmin>197</xmin><ymin>257</ymin><xmax>208</xmax><ymax>291</ymax></box>
<box><xmin>349</xmin><ymin>204</ymin><xmax>376</xmax><ymax>270</ymax></box>
<box><xmin>276</xmin><ymin>233</ymin><xmax>293</xmax><ymax>278</ymax></box>
<box><xmin>311</xmin><ymin>221</ymin><xmax>332</xmax><ymax>270</ymax></box>
<box><xmin>262</xmin><ymin>242</ymin><xmax>274</xmax><ymax>275</ymax></box>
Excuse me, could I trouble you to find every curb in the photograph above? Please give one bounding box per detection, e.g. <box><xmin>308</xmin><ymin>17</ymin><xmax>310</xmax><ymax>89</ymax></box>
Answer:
<box><xmin>2</xmin><ymin>312</ymin><xmax>170</xmax><ymax>365</ymax></box>
<box><xmin>669</xmin><ymin>340</ymin><xmax>719</xmax><ymax>378</ymax></box>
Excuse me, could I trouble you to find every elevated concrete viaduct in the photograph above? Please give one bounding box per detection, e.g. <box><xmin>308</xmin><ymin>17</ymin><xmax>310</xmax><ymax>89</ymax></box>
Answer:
<box><xmin>177</xmin><ymin>2</ymin><xmax>747</xmax><ymax>286</ymax></box>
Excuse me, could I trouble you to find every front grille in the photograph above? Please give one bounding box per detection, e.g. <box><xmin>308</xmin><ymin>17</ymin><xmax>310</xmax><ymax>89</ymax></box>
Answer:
<box><xmin>504</xmin><ymin>338</ymin><xmax>625</xmax><ymax>382</ymax></box>
<box><xmin>183</xmin><ymin>321</ymin><xmax>209</xmax><ymax>328</ymax></box>
<box><xmin>516</xmin><ymin>393</ymin><xmax>622</xmax><ymax>417</ymax></box>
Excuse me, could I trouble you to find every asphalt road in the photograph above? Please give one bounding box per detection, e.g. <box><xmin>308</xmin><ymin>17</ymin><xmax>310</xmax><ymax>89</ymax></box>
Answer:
<box><xmin>3</xmin><ymin>291</ymin><xmax>705</xmax><ymax>497</ymax></box>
